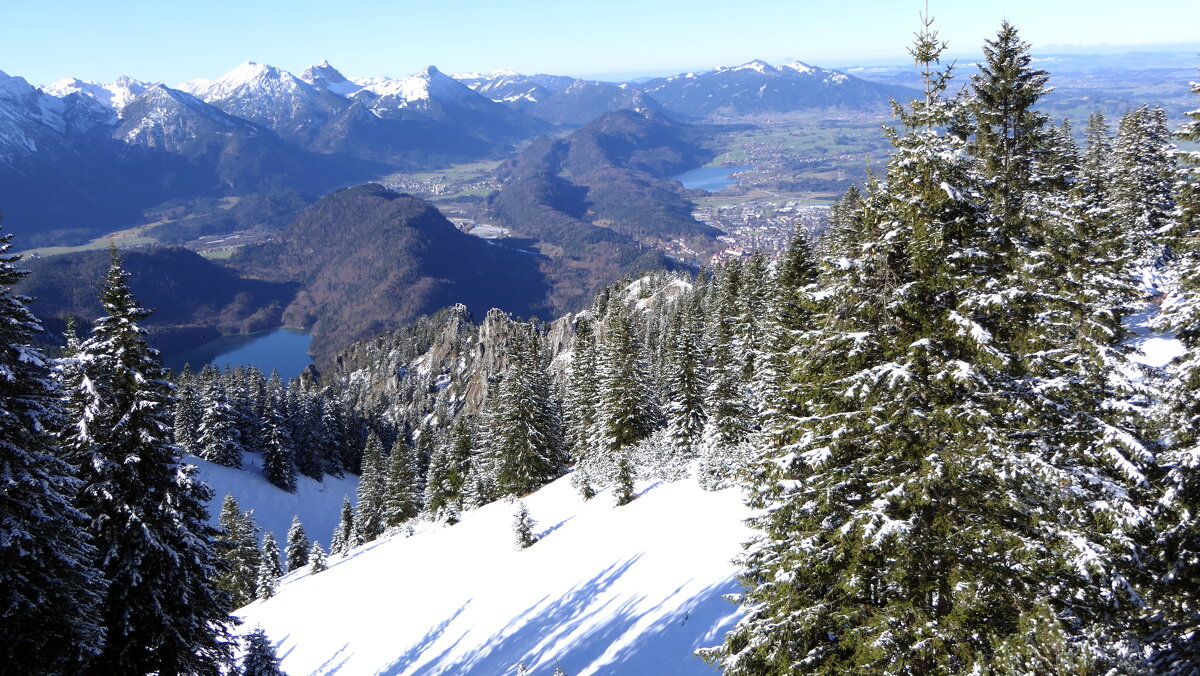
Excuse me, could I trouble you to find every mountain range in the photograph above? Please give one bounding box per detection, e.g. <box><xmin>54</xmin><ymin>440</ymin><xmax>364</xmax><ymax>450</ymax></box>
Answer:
<box><xmin>0</xmin><ymin>57</ymin><xmax>909</xmax><ymax>246</ymax></box>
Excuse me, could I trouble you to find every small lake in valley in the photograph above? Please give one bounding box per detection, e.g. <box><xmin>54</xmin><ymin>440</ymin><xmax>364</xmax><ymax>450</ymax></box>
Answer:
<box><xmin>670</xmin><ymin>165</ymin><xmax>756</xmax><ymax>192</ymax></box>
<box><xmin>163</xmin><ymin>328</ymin><xmax>313</xmax><ymax>379</ymax></box>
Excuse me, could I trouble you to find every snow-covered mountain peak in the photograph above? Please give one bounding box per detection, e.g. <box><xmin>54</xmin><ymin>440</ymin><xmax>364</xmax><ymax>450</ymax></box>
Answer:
<box><xmin>357</xmin><ymin>65</ymin><xmax>480</xmax><ymax>107</ymax></box>
<box><xmin>300</xmin><ymin>60</ymin><xmax>361</xmax><ymax>96</ymax></box>
<box><xmin>781</xmin><ymin>60</ymin><xmax>818</xmax><ymax>75</ymax></box>
<box><xmin>42</xmin><ymin>76</ymin><xmax>151</xmax><ymax>111</ymax></box>
<box><xmin>732</xmin><ymin>59</ymin><xmax>776</xmax><ymax>74</ymax></box>
<box><xmin>200</xmin><ymin>61</ymin><xmax>313</xmax><ymax>103</ymax></box>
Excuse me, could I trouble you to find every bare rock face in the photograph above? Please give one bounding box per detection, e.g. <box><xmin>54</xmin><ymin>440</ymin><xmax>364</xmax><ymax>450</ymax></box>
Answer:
<box><xmin>326</xmin><ymin>272</ymin><xmax>679</xmax><ymax>433</ymax></box>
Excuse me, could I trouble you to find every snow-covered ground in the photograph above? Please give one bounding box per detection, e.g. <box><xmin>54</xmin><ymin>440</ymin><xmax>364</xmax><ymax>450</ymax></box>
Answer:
<box><xmin>236</xmin><ymin>473</ymin><xmax>752</xmax><ymax>676</ymax></box>
<box><xmin>191</xmin><ymin>454</ymin><xmax>359</xmax><ymax>548</ymax></box>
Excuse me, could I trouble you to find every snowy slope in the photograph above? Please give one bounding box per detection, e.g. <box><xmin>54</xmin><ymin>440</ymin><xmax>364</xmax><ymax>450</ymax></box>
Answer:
<box><xmin>190</xmin><ymin>454</ymin><xmax>359</xmax><ymax>548</ymax></box>
<box><xmin>236</xmin><ymin>473</ymin><xmax>751</xmax><ymax>675</ymax></box>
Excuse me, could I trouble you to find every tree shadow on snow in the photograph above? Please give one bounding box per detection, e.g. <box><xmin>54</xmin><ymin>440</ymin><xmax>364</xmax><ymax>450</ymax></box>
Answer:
<box><xmin>537</xmin><ymin>516</ymin><xmax>574</xmax><ymax>540</ymax></box>
<box><xmin>376</xmin><ymin>602</ymin><xmax>470</xmax><ymax>676</ymax></box>
<box><xmin>311</xmin><ymin>641</ymin><xmax>351</xmax><ymax>675</ymax></box>
<box><xmin>376</xmin><ymin>556</ymin><xmax>742</xmax><ymax>675</ymax></box>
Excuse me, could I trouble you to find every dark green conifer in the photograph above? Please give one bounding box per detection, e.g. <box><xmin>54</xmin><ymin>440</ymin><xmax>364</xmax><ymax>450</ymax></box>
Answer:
<box><xmin>354</xmin><ymin>432</ymin><xmax>387</xmax><ymax>542</ymax></box>
<box><xmin>285</xmin><ymin>515</ymin><xmax>309</xmax><ymax>570</ymax></box>
<box><xmin>0</xmin><ymin>231</ymin><xmax>106</xmax><ymax>674</ymax></box>
<box><xmin>61</xmin><ymin>251</ymin><xmax>233</xmax><ymax>674</ymax></box>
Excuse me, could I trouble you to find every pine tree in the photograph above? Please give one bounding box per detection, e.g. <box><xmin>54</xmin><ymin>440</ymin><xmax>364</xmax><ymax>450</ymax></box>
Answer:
<box><xmin>173</xmin><ymin>370</ymin><xmax>201</xmax><ymax>454</ymax></box>
<box><xmin>1112</xmin><ymin>105</ymin><xmax>1180</xmax><ymax>273</ymax></box>
<box><xmin>308</xmin><ymin>541</ymin><xmax>327</xmax><ymax>573</ymax></box>
<box><xmin>261</xmin><ymin>398</ymin><xmax>296</xmax><ymax>492</ymax></box>
<box><xmin>489</xmin><ymin>332</ymin><xmax>567</xmax><ymax>497</ymax></box>
<box><xmin>0</xmin><ymin>230</ymin><xmax>106</xmax><ymax>674</ymax></box>
<box><xmin>216</xmin><ymin>495</ymin><xmax>262</xmax><ymax>609</ymax></box>
<box><xmin>970</xmin><ymin>20</ymin><xmax>1051</xmax><ymax>229</ymax></box>
<box><xmin>285</xmin><ymin>515</ymin><xmax>310</xmax><ymax>570</ymax></box>
<box><xmin>330</xmin><ymin>495</ymin><xmax>355</xmax><ymax>555</ymax></box>
<box><xmin>262</xmin><ymin>530</ymin><xmax>285</xmax><ymax>578</ymax></box>
<box><xmin>425</xmin><ymin>418</ymin><xmax>472</xmax><ymax>522</ymax></box>
<box><xmin>242</xmin><ymin>626</ymin><xmax>286</xmax><ymax>676</ymax></box>
<box><xmin>317</xmin><ymin>394</ymin><xmax>347</xmax><ymax>477</ymax></box>
<box><xmin>756</xmin><ymin>226</ymin><xmax>818</xmax><ymax>451</ymax></box>
<box><xmin>354</xmin><ymin>432</ymin><xmax>387</xmax><ymax>542</ymax></box>
<box><xmin>708</xmin><ymin>19</ymin><xmax>1147</xmax><ymax>673</ymax></box>
<box><xmin>196</xmin><ymin>377</ymin><xmax>244</xmax><ymax>468</ymax></box>
<box><xmin>701</xmin><ymin>262</ymin><xmax>753</xmax><ymax>458</ymax></box>
<box><xmin>59</xmin><ymin>251</ymin><xmax>233</xmax><ymax>674</ymax></box>
<box><xmin>383</xmin><ymin>437</ymin><xmax>422</xmax><ymax>526</ymax></box>
<box><xmin>565</xmin><ymin>316</ymin><xmax>601</xmax><ymax>496</ymax></box>
<box><xmin>614</xmin><ymin>458</ymin><xmax>636</xmax><ymax>507</ymax></box>
<box><xmin>513</xmin><ymin>499</ymin><xmax>538</xmax><ymax>549</ymax></box>
<box><xmin>596</xmin><ymin>301</ymin><xmax>658</xmax><ymax>457</ymax></box>
<box><xmin>255</xmin><ymin>557</ymin><xmax>278</xmax><ymax>601</ymax></box>
<box><xmin>288</xmin><ymin>386</ymin><xmax>323</xmax><ymax>481</ymax></box>
<box><xmin>664</xmin><ymin>294</ymin><xmax>707</xmax><ymax>453</ymax></box>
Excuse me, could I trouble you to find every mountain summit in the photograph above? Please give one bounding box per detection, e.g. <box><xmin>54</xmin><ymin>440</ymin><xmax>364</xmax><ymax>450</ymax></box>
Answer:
<box><xmin>641</xmin><ymin>58</ymin><xmax>915</xmax><ymax>118</ymax></box>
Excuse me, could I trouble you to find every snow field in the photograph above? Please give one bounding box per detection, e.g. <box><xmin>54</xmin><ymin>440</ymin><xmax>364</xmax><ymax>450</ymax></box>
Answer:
<box><xmin>191</xmin><ymin>454</ymin><xmax>359</xmax><ymax>549</ymax></box>
<box><xmin>236</xmin><ymin>473</ymin><xmax>752</xmax><ymax>676</ymax></box>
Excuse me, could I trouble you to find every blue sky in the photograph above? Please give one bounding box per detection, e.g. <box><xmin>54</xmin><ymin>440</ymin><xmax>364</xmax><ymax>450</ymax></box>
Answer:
<box><xmin>2</xmin><ymin>0</ymin><xmax>1198</xmax><ymax>85</ymax></box>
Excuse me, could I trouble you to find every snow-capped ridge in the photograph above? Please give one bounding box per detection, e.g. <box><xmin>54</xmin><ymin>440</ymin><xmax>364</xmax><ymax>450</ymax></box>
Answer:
<box><xmin>354</xmin><ymin>64</ymin><xmax>480</xmax><ymax>106</ymax></box>
<box><xmin>41</xmin><ymin>75</ymin><xmax>151</xmax><ymax>111</ymax></box>
<box><xmin>199</xmin><ymin>61</ymin><xmax>313</xmax><ymax>103</ymax></box>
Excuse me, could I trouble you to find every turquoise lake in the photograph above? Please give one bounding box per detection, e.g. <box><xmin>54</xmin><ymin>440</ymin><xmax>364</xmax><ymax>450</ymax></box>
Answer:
<box><xmin>670</xmin><ymin>165</ymin><xmax>756</xmax><ymax>191</ymax></box>
<box><xmin>163</xmin><ymin>328</ymin><xmax>313</xmax><ymax>379</ymax></box>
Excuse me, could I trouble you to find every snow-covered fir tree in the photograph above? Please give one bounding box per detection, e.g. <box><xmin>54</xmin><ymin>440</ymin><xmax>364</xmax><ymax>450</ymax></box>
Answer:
<box><xmin>354</xmin><ymin>431</ymin><xmax>387</xmax><ymax>542</ymax></box>
<box><xmin>1112</xmin><ymin>105</ymin><xmax>1180</xmax><ymax>275</ymax></box>
<box><xmin>488</xmin><ymin>331</ymin><xmax>567</xmax><ymax>497</ymax></box>
<box><xmin>261</xmin><ymin>397</ymin><xmax>297</xmax><ymax>492</ymax></box>
<box><xmin>196</xmin><ymin>376</ymin><xmax>244</xmax><ymax>468</ymax></box>
<box><xmin>242</xmin><ymin>626</ymin><xmax>286</xmax><ymax>676</ymax></box>
<box><xmin>330</xmin><ymin>495</ymin><xmax>355</xmax><ymax>555</ymax></box>
<box><xmin>58</xmin><ymin>251</ymin><xmax>233</xmax><ymax>674</ymax></box>
<box><xmin>285</xmin><ymin>514</ymin><xmax>310</xmax><ymax>570</ymax></box>
<box><xmin>705</xmin><ymin>18</ymin><xmax>1153</xmax><ymax>673</ymax></box>
<box><xmin>308</xmin><ymin>540</ymin><xmax>327</xmax><ymax>573</ymax></box>
<box><xmin>425</xmin><ymin>417</ymin><xmax>472</xmax><ymax>523</ymax></box>
<box><xmin>383</xmin><ymin>436</ymin><xmax>422</xmax><ymax>527</ymax></box>
<box><xmin>262</xmin><ymin>529</ymin><xmax>284</xmax><ymax>578</ymax></box>
<box><xmin>614</xmin><ymin>458</ymin><xmax>636</xmax><ymax>507</ymax></box>
<box><xmin>0</xmin><ymin>231</ymin><xmax>106</xmax><ymax>675</ymax></box>
<box><xmin>664</xmin><ymin>293</ymin><xmax>707</xmax><ymax>453</ymax></box>
<box><xmin>512</xmin><ymin>499</ymin><xmax>538</xmax><ymax>549</ymax></box>
<box><xmin>594</xmin><ymin>301</ymin><xmax>658</xmax><ymax>467</ymax></box>
<box><xmin>216</xmin><ymin>494</ymin><xmax>262</xmax><ymax>610</ymax></box>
